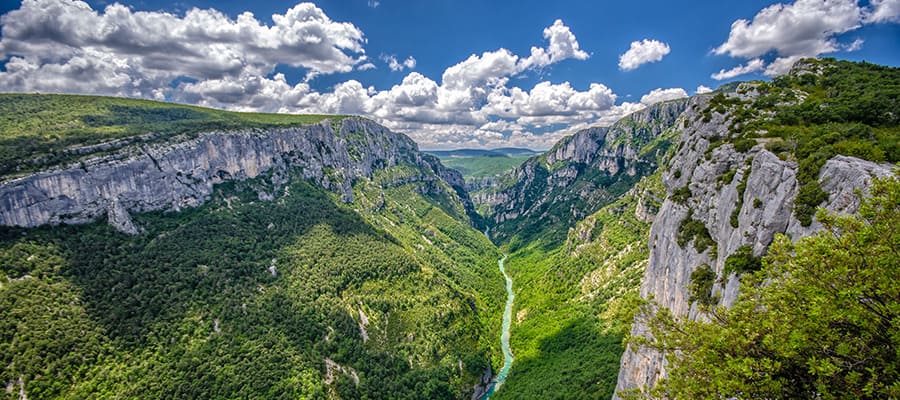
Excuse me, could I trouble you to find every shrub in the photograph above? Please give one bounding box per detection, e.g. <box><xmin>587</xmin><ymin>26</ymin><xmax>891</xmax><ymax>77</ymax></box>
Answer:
<box><xmin>716</xmin><ymin>169</ymin><xmax>737</xmax><ymax>188</ymax></box>
<box><xmin>678</xmin><ymin>210</ymin><xmax>715</xmax><ymax>253</ymax></box>
<box><xmin>795</xmin><ymin>180</ymin><xmax>829</xmax><ymax>226</ymax></box>
<box><xmin>833</xmin><ymin>140</ymin><xmax>886</xmax><ymax>162</ymax></box>
<box><xmin>671</xmin><ymin>186</ymin><xmax>691</xmax><ymax>205</ymax></box>
<box><xmin>733</xmin><ymin>138</ymin><xmax>757</xmax><ymax>153</ymax></box>
<box><xmin>765</xmin><ymin>139</ymin><xmax>793</xmax><ymax>156</ymax></box>
<box><xmin>730</xmin><ymin>168</ymin><xmax>751</xmax><ymax>228</ymax></box>
<box><xmin>688</xmin><ymin>264</ymin><xmax>717</xmax><ymax>306</ymax></box>
<box><xmin>723</xmin><ymin>245</ymin><xmax>762</xmax><ymax>277</ymax></box>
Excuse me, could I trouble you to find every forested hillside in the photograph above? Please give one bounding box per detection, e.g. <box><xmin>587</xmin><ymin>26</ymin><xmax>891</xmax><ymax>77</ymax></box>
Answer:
<box><xmin>0</xmin><ymin>96</ymin><xmax>504</xmax><ymax>399</ymax></box>
<box><xmin>494</xmin><ymin>172</ymin><xmax>665</xmax><ymax>399</ymax></box>
<box><xmin>480</xmin><ymin>58</ymin><xmax>900</xmax><ymax>400</ymax></box>
<box><xmin>1</xmin><ymin>58</ymin><xmax>897</xmax><ymax>400</ymax></box>
<box><xmin>469</xmin><ymin>99</ymin><xmax>685</xmax><ymax>399</ymax></box>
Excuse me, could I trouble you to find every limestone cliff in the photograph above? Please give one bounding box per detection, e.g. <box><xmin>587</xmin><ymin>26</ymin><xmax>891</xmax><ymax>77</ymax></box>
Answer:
<box><xmin>0</xmin><ymin>117</ymin><xmax>476</xmax><ymax>233</ymax></box>
<box><xmin>486</xmin><ymin>99</ymin><xmax>688</xmax><ymax>244</ymax></box>
<box><xmin>613</xmin><ymin>93</ymin><xmax>895</xmax><ymax>397</ymax></box>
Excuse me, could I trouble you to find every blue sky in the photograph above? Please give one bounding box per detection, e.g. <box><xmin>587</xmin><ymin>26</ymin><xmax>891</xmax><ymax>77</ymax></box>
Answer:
<box><xmin>1</xmin><ymin>0</ymin><xmax>899</xmax><ymax>149</ymax></box>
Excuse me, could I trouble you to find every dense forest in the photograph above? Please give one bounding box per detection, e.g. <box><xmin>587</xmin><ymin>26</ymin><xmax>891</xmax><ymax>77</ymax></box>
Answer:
<box><xmin>1</xmin><ymin>58</ymin><xmax>898</xmax><ymax>400</ymax></box>
<box><xmin>0</xmin><ymin>168</ymin><xmax>504</xmax><ymax>399</ymax></box>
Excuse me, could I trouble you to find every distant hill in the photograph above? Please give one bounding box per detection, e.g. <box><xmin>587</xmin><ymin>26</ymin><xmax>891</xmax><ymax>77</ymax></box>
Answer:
<box><xmin>425</xmin><ymin>148</ymin><xmax>542</xmax><ymax>158</ymax></box>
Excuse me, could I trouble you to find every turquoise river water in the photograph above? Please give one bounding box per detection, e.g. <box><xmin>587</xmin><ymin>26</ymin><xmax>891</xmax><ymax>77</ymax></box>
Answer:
<box><xmin>482</xmin><ymin>255</ymin><xmax>514</xmax><ymax>399</ymax></box>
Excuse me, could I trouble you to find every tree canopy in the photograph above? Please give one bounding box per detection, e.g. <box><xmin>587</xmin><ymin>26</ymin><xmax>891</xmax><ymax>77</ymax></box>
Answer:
<box><xmin>631</xmin><ymin>173</ymin><xmax>900</xmax><ymax>399</ymax></box>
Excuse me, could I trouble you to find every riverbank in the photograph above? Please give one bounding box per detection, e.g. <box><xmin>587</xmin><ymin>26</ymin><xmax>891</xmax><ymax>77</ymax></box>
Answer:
<box><xmin>482</xmin><ymin>255</ymin><xmax>514</xmax><ymax>399</ymax></box>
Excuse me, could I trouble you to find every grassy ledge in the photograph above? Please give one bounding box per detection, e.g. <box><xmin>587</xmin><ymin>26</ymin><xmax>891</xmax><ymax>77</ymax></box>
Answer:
<box><xmin>0</xmin><ymin>93</ymin><xmax>342</xmax><ymax>178</ymax></box>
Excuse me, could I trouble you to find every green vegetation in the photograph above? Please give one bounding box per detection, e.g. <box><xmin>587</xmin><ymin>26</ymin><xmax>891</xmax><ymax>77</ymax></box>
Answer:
<box><xmin>0</xmin><ymin>94</ymin><xmax>339</xmax><ymax>178</ymax></box>
<box><xmin>493</xmin><ymin>172</ymin><xmax>664</xmax><ymax>399</ymax></box>
<box><xmin>688</xmin><ymin>264</ymin><xmax>717</xmax><ymax>306</ymax></box>
<box><xmin>677</xmin><ymin>210</ymin><xmax>715</xmax><ymax>254</ymax></box>
<box><xmin>700</xmin><ymin>59</ymin><xmax>899</xmax><ymax>227</ymax></box>
<box><xmin>716</xmin><ymin>168</ymin><xmax>737</xmax><ymax>188</ymax></box>
<box><xmin>0</xmin><ymin>169</ymin><xmax>503</xmax><ymax>399</ymax></box>
<box><xmin>670</xmin><ymin>185</ymin><xmax>691</xmax><ymax>205</ymax></box>
<box><xmin>484</xmin><ymin>112</ymin><xmax>682</xmax><ymax>397</ymax></box>
<box><xmin>794</xmin><ymin>177</ymin><xmax>830</xmax><ymax>226</ymax></box>
<box><xmin>493</xmin><ymin>123</ymin><xmax>679</xmax><ymax>250</ymax></box>
<box><xmin>722</xmin><ymin>245</ymin><xmax>762</xmax><ymax>277</ymax></box>
<box><xmin>437</xmin><ymin>155</ymin><xmax>531</xmax><ymax>178</ymax></box>
<box><xmin>732</xmin><ymin>138</ymin><xmax>757</xmax><ymax>153</ymax></box>
<box><xmin>501</xmin><ymin>164</ymin><xmax>648</xmax><ymax>250</ymax></box>
<box><xmin>631</xmin><ymin>174</ymin><xmax>900</xmax><ymax>399</ymax></box>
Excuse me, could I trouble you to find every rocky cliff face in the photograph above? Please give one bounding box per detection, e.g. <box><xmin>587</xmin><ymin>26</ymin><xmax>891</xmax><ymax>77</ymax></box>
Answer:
<box><xmin>486</xmin><ymin>99</ymin><xmax>688</xmax><ymax>244</ymax></box>
<box><xmin>613</xmin><ymin>94</ymin><xmax>894</xmax><ymax>397</ymax></box>
<box><xmin>0</xmin><ymin>117</ymin><xmax>475</xmax><ymax>233</ymax></box>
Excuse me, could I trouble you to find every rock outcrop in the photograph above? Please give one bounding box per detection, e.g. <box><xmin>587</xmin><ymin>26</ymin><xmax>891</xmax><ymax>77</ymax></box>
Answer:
<box><xmin>613</xmin><ymin>94</ymin><xmax>894</xmax><ymax>397</ymax></box>
<box><xmin>486</xmin><ymin>99</ymin><xmax>688</xmax><ymax>243</ymax></box>
<box><xmin>0</xmin><ymin>117</ymin><xmax>476</xmax><ymax>233</ymax></box>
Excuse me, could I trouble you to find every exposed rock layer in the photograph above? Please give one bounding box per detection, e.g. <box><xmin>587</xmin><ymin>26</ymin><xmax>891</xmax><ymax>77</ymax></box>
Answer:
<box><xmin>0</xmin><ymin>118</ymin><xmax>475</xmax><ymax>233</ymax></box>
<box><xmin>486</xmin><ymin>99</ymin><xmax>689</xmax><ymax>242</ymax></box>
<box><xmin>613</xmin><ymin>94</ymin><xmax>894</xmax><ymax>397</ymax></box>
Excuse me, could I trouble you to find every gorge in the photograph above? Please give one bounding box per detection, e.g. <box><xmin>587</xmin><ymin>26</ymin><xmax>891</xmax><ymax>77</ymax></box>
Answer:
<box><xmin>1</xmin><ymin>58</ymin><xmax>898</xmax><ymax>399</ymax></box>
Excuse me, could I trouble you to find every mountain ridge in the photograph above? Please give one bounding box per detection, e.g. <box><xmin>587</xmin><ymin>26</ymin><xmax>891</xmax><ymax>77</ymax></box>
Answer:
<box><xmin>483</xmin><ymin>98</ymin><xmax>688</xmax><ymax>248</ymax></box>
<box><xmin>0</xmin><ymin>95</ymin><xmax>503</xmax><ymax>399</ymax></box>
<box><xmin>0</xmin><ymin>98</ymin><xmax>481</xmax><ymax>233</ymax></box>
<box><xmin>614</xmin><ymin>58</ymin><xmax>899</xmax><ymax>397</ymax></box>
<box><xmin>0</xmin><ymin>58</ymin><xmax>897</xmax><ymax>400</ymax></box>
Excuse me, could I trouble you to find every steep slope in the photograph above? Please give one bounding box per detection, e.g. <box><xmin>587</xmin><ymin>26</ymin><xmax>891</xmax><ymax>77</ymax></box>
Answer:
<box><xmin>0</xmin><ymin>95</ymin><xmax>503</xmax><ymax>399</ymax></box>
<box><xmin>615</xmin><ymin>59</ymin><xmax>898</xmax><ymax>397</ymax></box>
<box><xmin>482</xmin><ymin>101</ymin><xmax>689</xmax><ymax>399</ymax></box>
<box><xmin>493</xmin><ymin>172</ymin><xmax>666</xmax><ymax>400</ymax></box>
<box><xmin>427</xmin><ymin>149</ymin><xmax>540</xmax><ymax>217</ymax></box>
<box><xmin>485</xmin><ymin>99</ymin><xmax>687</xmax><ymax>248</ymax></box>
<box><xmin>482</xmin><ymin>58</ymin><xmax>898</xmax><ymax>400</ymax></box>
<box><xmin>0</xmin><ymin>93</ymin><xmax>333</xmax><ymax>178</ymax></box>
<box><xmin>0</xmin><ymin>102</ymin><xmax>479</xmax><ymax>233</ymax></box>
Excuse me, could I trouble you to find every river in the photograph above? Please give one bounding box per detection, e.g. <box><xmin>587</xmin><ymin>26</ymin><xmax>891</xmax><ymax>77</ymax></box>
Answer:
<box><xmin>482</xmin><ymin>255</ymin><xmax>514</xmax><ymax>399</ymax></box>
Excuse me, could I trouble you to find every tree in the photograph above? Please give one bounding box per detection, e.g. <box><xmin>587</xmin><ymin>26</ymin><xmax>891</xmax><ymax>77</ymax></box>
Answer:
<box><xmin>629</xmin><ymin>173</ymin><xmax>900</xmax><ymax>399</ymax></box>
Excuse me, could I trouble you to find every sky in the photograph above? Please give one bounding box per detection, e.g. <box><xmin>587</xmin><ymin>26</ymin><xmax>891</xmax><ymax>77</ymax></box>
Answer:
<box><xmin>1</xmin><ymin>0</ymin><xmax>898</xmax><ymax>149</ymax></box>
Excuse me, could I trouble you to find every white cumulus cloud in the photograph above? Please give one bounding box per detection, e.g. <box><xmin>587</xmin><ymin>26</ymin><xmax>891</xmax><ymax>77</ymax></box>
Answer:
<box><xmin>640</xmin><ymin>88</ymin><xmax>688</xmax><ymax>105</ymax></box>
<box><xmin>711</xmin><ymin>58</ymin><xmax>765</xmax><ymax>80</ymax></box>
<box><xmin>695</xmin><ymin>85</ymin><xmax>713</xmax><ymax>94</ymax></box>
<box><xmin>712</xmin><ymin>0</ymin><xmax>899</xmax><ymax>79</ymax></box>
<box><xmin>618</xmin><ymin>39</ymin><xmax>670</xmax><ymax>71</ymax></box>
<box><xmin>0</xmin><ymin>6</ymin><xmax>630</xmax><ymax>149</ymax></box>
<box><xmin>483</xmin><ymin>81</ymin><xmax>616</xmax><ymax>118</ymax></box>
<box><xmin>519</xmin><ymin>19</ymin><xmax>589</xmax><ymax>69</ymax></box>
<box><xmin>714</xmin><ymin>0</ymin><xmax>862</xmax><ymax>59</ymax></box>
<box><xmin>0</xmin><ymin>0</ymin><xmax>367</xmax><ymax>95</ymax></box>
<box><xmin>866</xmin><ymin>0</ymin><xmax>900</xmax><ymax>22</ymax></box>
<box><xmin>382</xmin><ymin>55</ymin><xmax>416</xmax><ymax>71</ymax></box>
